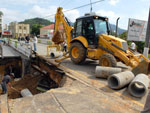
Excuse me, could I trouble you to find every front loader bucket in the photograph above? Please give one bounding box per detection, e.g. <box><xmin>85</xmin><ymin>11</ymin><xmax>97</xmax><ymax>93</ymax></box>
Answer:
<box><xmin>132</xmin><ymin>60</ymin><xmax>150</xmax><ymax>75</ymax></box>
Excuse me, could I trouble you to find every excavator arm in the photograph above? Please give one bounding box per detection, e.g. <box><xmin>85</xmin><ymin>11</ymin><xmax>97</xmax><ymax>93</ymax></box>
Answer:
<box><xmin>53</xmin><ymin>7</ymin><xmax>73</xmax><ymax>48</ymax></box>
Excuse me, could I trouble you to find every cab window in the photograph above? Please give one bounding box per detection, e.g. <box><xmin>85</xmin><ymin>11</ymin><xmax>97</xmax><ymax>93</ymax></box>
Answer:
<box><xmin>75</xmin><ymin>20</ymin><xmax>82</xmax><ymax>37</ymax></box>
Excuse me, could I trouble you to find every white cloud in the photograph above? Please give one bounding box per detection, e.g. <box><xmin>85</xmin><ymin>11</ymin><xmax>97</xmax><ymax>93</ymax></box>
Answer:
<box><xmin>109</xmin><ymin>0</ymin><xmax>120</xmax><ymax>5</ymax></box>
<box><xmin>0</xmin><ymin>5</ymin><xmax>80</xmax><ymax>27</ymax></box>
<box><xmin>96</xmin><ymin>10</ymin><xmax>128</xmax><ymax>29</ymax></box>
<box><xmin>0</xmin><ymin>0</ymin><xmax>38</xmax><ymax>5</ymax></box>
<box><xmin>133</xmin><ymin>10</ymin><xmax>149</xmax><ymax>21</ymax></box>
<box><xmin>96</xmin><ymin>10</ymin><xmax>119</xmax><ymax>24</ymax></box>
<box><xmin>64</xmin><ymin>10</ymin><xmax>80</xmax><ymax>22</ymax></box>
<box><xmin>140</xmin><ymin>0</ymin><xmax>149</xmax><ymax>2</ymax></box>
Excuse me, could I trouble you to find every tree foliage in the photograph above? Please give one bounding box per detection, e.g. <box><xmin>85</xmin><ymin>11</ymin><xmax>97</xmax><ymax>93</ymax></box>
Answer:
<box><xmin>31</xmin><ymin>24</ymin><xmax>43</xmax><ymax>36</ymax></box>
<box><xmin>119</xmin><ymin>31</ymin><xmax>145</xmax><ymax>53</ymax></box>
<box><xmin>119</xmin><ymin>31</ymin><xmax>127</xmax><ymax>40</ymax></box>
<box><xmin>19</xmin><ymin>18</ymin><xmax>53</xmax><ymax>27</ymax></box>
<box><xmin>19</xmin><ymin>18</ymin><xmax>54</xmax><ymax>36</ymax></box>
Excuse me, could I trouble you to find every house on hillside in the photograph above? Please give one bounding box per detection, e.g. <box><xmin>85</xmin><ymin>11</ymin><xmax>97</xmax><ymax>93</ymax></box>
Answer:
<box><xmin>40</xmin><ymin>24</ymin><xmax>63</xmax><ymax>39</ymax></box>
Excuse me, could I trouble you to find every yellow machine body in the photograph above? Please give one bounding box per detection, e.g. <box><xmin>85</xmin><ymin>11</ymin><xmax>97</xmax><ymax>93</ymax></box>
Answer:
<box><xmin>51</xmin><ymin>7</ymin><xmax>150</xmax><ymax>75</ymax></box>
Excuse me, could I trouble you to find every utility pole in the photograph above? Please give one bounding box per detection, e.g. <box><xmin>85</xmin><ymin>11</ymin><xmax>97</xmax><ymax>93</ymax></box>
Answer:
<box><xmin>90</xmin><ymin>0</ymin><xmax>92</xmax><ymax>13</ymax></box>
<box><xmin>143</xmin><ymin>8</ymin><xmax>150</xmax><ymax>58</ymax></box>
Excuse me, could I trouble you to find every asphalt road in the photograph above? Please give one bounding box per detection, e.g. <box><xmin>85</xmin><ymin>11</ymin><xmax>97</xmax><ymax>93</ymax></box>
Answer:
<box><xmin>35</xmin><ymin>42</ymin><xmax>150</xmax><ymax>111</ymax></box>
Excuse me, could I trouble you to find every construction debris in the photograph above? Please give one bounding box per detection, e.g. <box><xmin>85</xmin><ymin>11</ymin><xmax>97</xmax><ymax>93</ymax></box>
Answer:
<box><xmin>108</xmin><ymin>71</ymin><xmax>135</xmax><ymax>89</ymax></box>
<box><xmin>95</xmin><ymin>66</ymin><xmax>122</xmax><ymax>78</ymax></box>
<box><xmin>7</xmin><ymin>74</ymin><xmax>42</xmax><ymax>99</ymax></box>
<box><xmin>128</xmin><ymin>73</ymin><xmax>150</xmax><ymax>97</ymax></box>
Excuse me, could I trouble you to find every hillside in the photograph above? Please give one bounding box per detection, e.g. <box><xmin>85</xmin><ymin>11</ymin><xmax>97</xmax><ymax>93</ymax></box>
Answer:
<box><xmin>110</xmin><ymin>24</ymin><xmax>126</xmax><ymax>35</ymax></box>
<box><xmin>19</xmin><ymin>18</ymin><xmax>54</xmax><ymax>27</ymax></box>
<box><xmin>19</xmin><ymin>17</ymin><xmax>126</xmax><ymax>35</ymax></box>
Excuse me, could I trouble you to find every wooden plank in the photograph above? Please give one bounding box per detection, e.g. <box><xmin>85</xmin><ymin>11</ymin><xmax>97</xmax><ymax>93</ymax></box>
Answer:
<box><xmin>1</xmin><ymin>94</ymin><xmax>9</xmax><ymax>113</ymax></box>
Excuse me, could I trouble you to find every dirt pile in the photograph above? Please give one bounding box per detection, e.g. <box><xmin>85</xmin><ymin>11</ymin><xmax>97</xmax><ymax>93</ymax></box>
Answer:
<box><xmin>8</xmin><ymin>74</ymin><xmax>42</xmax><ymax>99</ymax></box>
<box><xmin>52</xmin><ymin>30</ymin><xmax>64</xmax><ymax>44</ymax></box>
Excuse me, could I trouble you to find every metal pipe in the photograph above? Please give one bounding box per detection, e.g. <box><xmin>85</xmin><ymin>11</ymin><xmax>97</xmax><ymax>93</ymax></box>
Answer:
<box><xmin>21</xmin><ymin>88</ymin><xmax>33</xmax><ymax>97</ymax></box>
<box><xmin>108</xmin><ymin>71</ymin><xmax>134</xmax><ymax>89</ymax></box>
<box><xmin>128</xmin><ymin>74</ymin><xmax>150</xmax><ymax>97</ymax></box>
<box><xmin>95</xmin><ymin>66</ymin><xmax>122</xmax><ymax>78</ymax></box>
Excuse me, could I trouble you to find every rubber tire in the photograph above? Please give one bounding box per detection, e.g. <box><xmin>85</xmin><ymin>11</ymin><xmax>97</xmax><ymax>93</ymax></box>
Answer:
<box><xmin>99</xmin><ymin>53</ymin><xmax>117</xmax><ymax>67</ymax></box>
<box><xmin>69</xmin><ymin>42</ymin><xmax>86</xmax><ymax>64</ymax></box>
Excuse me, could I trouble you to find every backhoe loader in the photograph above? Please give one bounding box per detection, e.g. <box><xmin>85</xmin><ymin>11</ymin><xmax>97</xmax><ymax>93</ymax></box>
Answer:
<box><xmin>52</xmin><ymin>7</ymin><xmax>150</xmax><ymax>75</ymax></box>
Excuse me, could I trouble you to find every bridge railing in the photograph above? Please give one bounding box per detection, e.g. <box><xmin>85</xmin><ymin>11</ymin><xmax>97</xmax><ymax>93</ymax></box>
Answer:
<box><xmin>8</xmin><ymin>39</ymin><xmax>32</xmax><ymax>58</ymax></box>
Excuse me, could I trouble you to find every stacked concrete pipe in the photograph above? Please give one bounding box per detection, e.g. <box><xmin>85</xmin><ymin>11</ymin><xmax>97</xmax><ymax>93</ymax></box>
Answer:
<box><xmin>95</xmin><ymin>66</ymin><xmax>122</xmax><ymax>78</ymax></box>
<box><xmin>50</xmin><ymin>51</ymin><xmax>63</xmax><ymax>58</ymax></box>
<box><xmin>128</xmin><ymin>74</ymin><xmax>150</xmax><ymax>97</ymax></box>
<box><xmin>21</xmin><ymin>88</ymin><xmax>33</xmax><ymax>97</ymax></box>
<box><xmin>108</xmin><ymin>71</ymin><xmax>135</xmax><ymax>89</ymax></box>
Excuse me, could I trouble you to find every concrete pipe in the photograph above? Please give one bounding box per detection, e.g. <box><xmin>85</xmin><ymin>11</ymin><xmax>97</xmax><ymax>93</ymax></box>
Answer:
<box><xmin>50</xmin><ymin>51</ymin><xmax>63</xmax><ymax>58</ymax></box>
<box><xmin>95</xmin><ymin>66</ymin><xmax>122</xmax><ymax>78</ymax></box>
<box><xmin>128</xmin><ymin>74</ymin><xmax>150</xmax><ymax>97</ymax></box>
<box><xmin>21</xmin><ymin>88</ymin><xmax>33</xmax><ymax>97</ymax></box>
<box><xmin>108</xmin><ymin>71</ymin><xmax>135</xmax><ymax>89</ymax></box>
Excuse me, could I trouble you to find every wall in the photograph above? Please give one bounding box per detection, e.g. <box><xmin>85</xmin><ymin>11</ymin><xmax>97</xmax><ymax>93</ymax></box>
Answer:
<box><xmin>9</xmin><ymin>22</ymin><xmax>30</xmax><ymax>38</ymax></box>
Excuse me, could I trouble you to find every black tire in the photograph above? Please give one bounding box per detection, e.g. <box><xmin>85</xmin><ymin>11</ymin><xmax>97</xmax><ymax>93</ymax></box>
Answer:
<box><xmin>99</xmin><ymin>53</ymin><xmax>117</xmax><ymax>67</ymax></box>
<box><xmin>69</xmin><ymin>42</ymin><xmax>86</xmax><ymax>64</ymax></box>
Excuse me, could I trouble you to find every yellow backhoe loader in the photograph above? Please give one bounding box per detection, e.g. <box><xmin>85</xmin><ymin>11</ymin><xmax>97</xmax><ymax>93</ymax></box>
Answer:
<box><xmin>52</xmin><ymin>7</ymin><xmax>150</xmax><ymax>75</ymax></box>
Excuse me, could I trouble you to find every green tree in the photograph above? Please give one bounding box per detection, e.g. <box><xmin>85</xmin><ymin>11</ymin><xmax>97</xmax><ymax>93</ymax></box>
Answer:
<box><xmin>119</xmin><ymin>31</ymin><xmax>127</xmax><ymax>40</ymax></box>
<box><xmin>30</xmin><ymin>24</ymin><xmax>43</xmax><ymax>36</ymax></box>
<box><xmin>119</xmin><ymin>31</ymin><xmax>145</xmax><ymax>53</ymax></box>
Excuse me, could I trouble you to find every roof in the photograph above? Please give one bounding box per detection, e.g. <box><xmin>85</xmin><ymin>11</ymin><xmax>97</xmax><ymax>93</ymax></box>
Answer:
<box><xmin>41</xmin><ymin>24</ymin><xmax>64</xmax><ymax>30</ymax></box>
<box><xmin>77</xmin><ymin>15</ymin><xmax>107</xmax><ymax>20</ymax></box>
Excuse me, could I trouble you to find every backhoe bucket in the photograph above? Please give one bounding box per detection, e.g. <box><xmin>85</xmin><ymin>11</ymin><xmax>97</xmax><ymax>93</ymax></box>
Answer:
<box><xmin>52</xmin><ymin>30</ymin><xmax>64</xmax><ymax>44</ymax></box>
<box><xmin>132</xmin><ymin>60</ymin><xmax>150</xmax><ymax>75</ymax></box>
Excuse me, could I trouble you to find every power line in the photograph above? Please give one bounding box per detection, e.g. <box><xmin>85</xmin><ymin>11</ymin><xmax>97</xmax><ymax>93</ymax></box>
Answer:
<box><xmin>63</xmin><ymin>0</ymin><xmax>105</xmax><ymax>12</ymax></box>
<box><xmin>42</xmin><ymin>0</ymin><xmax>105</xmax><ymax>19</ymax></box>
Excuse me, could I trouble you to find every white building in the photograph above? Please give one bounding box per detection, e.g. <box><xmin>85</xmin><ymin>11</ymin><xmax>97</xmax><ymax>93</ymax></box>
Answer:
<box><xmin>0</xmin><ymin>11</ymin><xmax>3</xmax><ymax>37</ymax></box>
<box><xmin>9</xmin><ymin>22</ymin><xmax>30</xmax><ymax>38</ymax></box>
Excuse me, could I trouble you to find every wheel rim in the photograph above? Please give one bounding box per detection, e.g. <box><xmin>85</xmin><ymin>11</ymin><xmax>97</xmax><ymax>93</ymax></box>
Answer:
<box><xmin>72</xmin><ymin>47</ymin><xmax>79</xmax><ymax>58</ymax></box>
<box><xmin>101</xmin><ymin>58</ymin><xmax>110</xmax><ymax>66</ymax></box>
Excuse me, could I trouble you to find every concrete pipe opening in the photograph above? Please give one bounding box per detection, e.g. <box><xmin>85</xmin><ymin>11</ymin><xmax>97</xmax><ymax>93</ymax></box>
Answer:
<box><xmin>129</xmin><ymin>82</ymin><xmax>146</xmax><ymax>97</ymax></box>
<box><xmin>108</xmin><ymin>76</ymin><xmax>119</xmax><ymax>89</ymax></box>
<box><xmin>50</xmin><ymin>53</ymin><xmax>55</xmax><ymax>58</ymax></box>
<box><xmin>108</xmin><ymin>71</ymin><xmax>134</xmax><ymax>90</ymax></box>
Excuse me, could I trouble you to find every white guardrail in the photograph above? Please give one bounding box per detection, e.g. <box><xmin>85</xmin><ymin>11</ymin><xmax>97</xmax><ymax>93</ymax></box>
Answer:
<box><xmin>8</xmin><ymin>39</ymin><xmax>32</xmax><ymax>58</ymax></box>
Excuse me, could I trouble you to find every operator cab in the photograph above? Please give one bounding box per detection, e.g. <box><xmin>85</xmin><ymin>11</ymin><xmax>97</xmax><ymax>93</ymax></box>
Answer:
<box><xmin>73</xmin><ymin>14</ymin><xmax>110</xmax><ymax>48</ymax></box>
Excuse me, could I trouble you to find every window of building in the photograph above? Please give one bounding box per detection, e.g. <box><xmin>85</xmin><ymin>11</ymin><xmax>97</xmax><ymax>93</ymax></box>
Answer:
<box><xmin>24</xmin><ymin>27</ymin><xmax>26</xmax><ymax>30</ymax></box>
<box><xmin>19</xmin><ymin>26</ymin><xmax>22</xmax><ymax>29</ymax></box>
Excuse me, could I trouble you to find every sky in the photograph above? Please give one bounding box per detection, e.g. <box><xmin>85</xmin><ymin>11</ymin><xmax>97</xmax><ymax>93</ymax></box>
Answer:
<box><xmin>0</xmin><ymin>0</ymin><xmax>149</xmax><ymax>29</ymax></box>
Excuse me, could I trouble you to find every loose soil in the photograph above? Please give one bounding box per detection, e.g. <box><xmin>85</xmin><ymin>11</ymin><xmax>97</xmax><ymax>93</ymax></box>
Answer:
<box><xmin>7</xmin><ymin>74</ymin><xmax>42</xmax><ymax>99</ymax></box>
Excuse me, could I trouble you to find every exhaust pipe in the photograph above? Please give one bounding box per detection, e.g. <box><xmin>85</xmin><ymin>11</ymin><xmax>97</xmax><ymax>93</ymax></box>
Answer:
<box><xmin>115</xmin><ymin>17</ymin><xmax>120</xmax><ymax>37</ymax></box>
